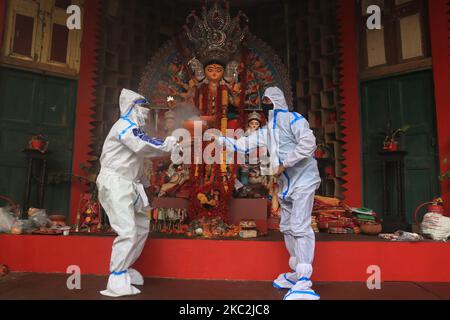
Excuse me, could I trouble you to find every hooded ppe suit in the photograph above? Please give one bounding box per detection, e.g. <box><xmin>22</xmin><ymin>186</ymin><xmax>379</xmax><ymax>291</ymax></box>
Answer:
<box><xmin>97</xmin><ymin>89</ymin><xmax>178</xmax><ymax>297</ymax></box>
<box><xmin>219</xmin><ymin>87</ymin><xmax>321</xmax><ymax>300</ymax></box>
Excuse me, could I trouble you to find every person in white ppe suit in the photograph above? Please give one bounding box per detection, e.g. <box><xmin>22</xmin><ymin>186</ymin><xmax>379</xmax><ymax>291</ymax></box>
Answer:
<box><xmin>97</xmin><ymin>89</ymin><xmax>179</xmax><ymax>297</ymax></box>
<box><xmin>218</xmin><ymin>87</ymin><xmax>321</xmax><ymax>300</ymax></box>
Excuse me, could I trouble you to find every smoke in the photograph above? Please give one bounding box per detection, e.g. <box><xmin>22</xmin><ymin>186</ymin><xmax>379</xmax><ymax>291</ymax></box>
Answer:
<box><xmin>171</xmin><ymin>102</ymin><xmax>201</xmax><ymax>129</ymax></box>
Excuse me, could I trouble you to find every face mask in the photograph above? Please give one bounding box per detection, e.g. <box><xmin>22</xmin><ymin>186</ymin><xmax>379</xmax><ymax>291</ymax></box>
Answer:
<box><xmin>134</xmin><ymin>105</ymin><xmax>151</xmax><ymax>128</ymax></box>
<box><xmin>261</xmin><ymin>103</ymin><xmax>274</xmax><ymax>118</ymax></box>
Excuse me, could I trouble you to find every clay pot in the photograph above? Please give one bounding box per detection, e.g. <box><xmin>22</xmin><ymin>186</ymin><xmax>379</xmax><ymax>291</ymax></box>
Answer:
<box><xmin>31</xmin><ymin>141</ymin><xmax>45</xmax><ymax>150</ymax></box>
<box><xmin>49</xmin><ymin>215</ymin><xmax>67</xmax><ymax>227</ymax></box>
<box><xmin>0</xmin><ymin>265</ymin><xmax>9</xmax><ymax>277</ymax></box>
<box><xmin>49</xmin><ymin>215</ymin><xmax>66</xmax><ymax>222</ymax></box>
<box><xmin>360</xmin><ymin>223</ymin><xmax>382</xmax><ymax>236</ymax></box>
<box><xmin>384</xmin><ymin>141</ymin><xmax>399</xmax><ymax>152</ymax></box>
<box><xmin>353</xmin><ymin>226</ymin><xmax>362</xmax><ymax>234</ymax></box>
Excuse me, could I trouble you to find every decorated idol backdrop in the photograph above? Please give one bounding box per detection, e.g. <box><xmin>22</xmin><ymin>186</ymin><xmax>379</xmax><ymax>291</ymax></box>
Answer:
<box><xmin>138</xmin><ymin>35</ymin><xmax>293</xmax><ymax>112</ymax></box>
<box><xmin>138</xmin><ymin>1</ymin><xmax>293</xmax><ymax>234</ymax></box>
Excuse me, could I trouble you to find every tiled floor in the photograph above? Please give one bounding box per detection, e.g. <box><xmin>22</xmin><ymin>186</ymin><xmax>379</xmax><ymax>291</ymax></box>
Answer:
<box><xmin>1</xmin><ymin>273</ymin><xmax>449</xmax><ymax>300</ymax></box>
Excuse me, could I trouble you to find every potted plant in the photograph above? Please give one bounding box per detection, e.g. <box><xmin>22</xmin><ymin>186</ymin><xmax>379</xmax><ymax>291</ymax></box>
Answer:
<box><xmin>27</xmin><ymin>134</ymin><xmax>49</xmax><ymax>153</ymax></box>
<box><xmin>382</xmin><ymin>123</ymin><xmax>410</xmax><ymax>152</ymax></box>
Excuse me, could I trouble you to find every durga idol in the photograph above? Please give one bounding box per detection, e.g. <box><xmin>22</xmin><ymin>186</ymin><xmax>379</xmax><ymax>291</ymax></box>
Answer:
<box><xmin>183</xmin><ymin>1</ymin><xmax>249</xmax><ymax>221</ymax></box>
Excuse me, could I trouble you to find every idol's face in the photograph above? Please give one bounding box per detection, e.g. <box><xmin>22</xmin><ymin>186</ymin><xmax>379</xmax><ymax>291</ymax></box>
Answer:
<box><xmin>205</xmin><ymin>64</ymin><xmax>225</xmax><ymax>82</ymax></box>
<box><xmin>248</xmin><ymin>120</ymin><xmax>261</xmax><ymax>131</ymax></box>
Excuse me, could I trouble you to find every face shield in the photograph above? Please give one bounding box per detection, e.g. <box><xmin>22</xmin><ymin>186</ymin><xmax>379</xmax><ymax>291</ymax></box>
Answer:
<box><xmin>133</xmin><ymin>104</ymin><xmax>151</xmax><ymax>128</ymax></box>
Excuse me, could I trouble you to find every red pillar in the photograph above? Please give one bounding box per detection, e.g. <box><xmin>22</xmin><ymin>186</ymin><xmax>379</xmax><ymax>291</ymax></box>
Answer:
<box><xmin>429</xmin><ymin>0</ymin><xmax>450</xmax><ymax>214</ymax></box>
<box><xmin>338</xmin><ymin>0</ymin><xmax>363</xmax><ymax>207</ymax></box>
<box><xmin>69</xmin><ymin>0</ymin><xmax>100</xmax><ymax>223</ymax></box>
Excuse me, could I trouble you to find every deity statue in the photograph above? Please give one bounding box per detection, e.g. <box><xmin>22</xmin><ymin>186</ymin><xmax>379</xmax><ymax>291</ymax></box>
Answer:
<box><xmin>138</xmin><ymin>0</ymin><xmax>294</xmax><ymax>226</ymax></box>
<box><xmin>239</xmin><ymin>111</ymin><xmax>263</xmax><ymax>188</ymax></box>
<box><xmin>182</xmin><ymin>1</ymin><xmax>249</xmax><ymax>221</ymax></box>
<box><xmin>188</xmin><ymin>58</ymin><xmax>241</xmax><ymax>129</ymax></box>
<box><xmin>184</xmin><ymin>0</ymin><xmax>250</xmax><ymax>127</ymax></box>
<box><xmin>234</xmin><ymin>111</ymin><xmax>280</xmax><ymax>215</ymax></box>
<box><xmin>158</xmin><ymin>163</ymin><xmax>190</xmax><ymax>197</ymax></box>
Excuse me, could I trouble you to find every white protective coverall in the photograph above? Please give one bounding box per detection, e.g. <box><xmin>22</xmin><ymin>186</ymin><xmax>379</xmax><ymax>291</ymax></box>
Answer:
<box><xmin>97</xmin><ymin>89</ymin><xmax>178</xmax><ymax>297</ymax></box>
<box><xmin>220</xmin><ymin>87</ymin><xmax>321</xmax><ymax>300</ymax></box>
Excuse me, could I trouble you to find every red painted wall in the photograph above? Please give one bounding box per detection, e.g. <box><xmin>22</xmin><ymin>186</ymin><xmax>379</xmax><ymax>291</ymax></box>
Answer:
<box><xmin>338</xmin><ymin>0</ymin><xmax>363</xmax><ymax>207</ymax></box>
<box><xmin>429</xmin><ymin>0</ymin><xmax>450</xmax><ymax>214</ymax></box>
<box><xmin>3</xmin><ymin>234</ymin><xmax>450</xmax><ymax>282</ymax></box>
<box><xmin>69</xmin><ymin>0</ymin><xmax>100</xmax><ymax>223</ymax></box>
<box><xmin>66</xmin><ymin>0</ymin><xmax>448</xmax><ymax>217</ymax></box>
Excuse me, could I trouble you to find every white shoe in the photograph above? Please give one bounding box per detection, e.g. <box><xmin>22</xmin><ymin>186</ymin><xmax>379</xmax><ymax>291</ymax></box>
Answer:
<box><xmin>284</xmin><ymin>289</ymin><xmax>320</xmax><ymax>301</ymax></box>
<box><xmin>100</xmin><ymin>286</ymin><xmax>141</xmax><ymax>298</ymax></box>
<box><xmin>100</xmin><ymin>271</ymin><xmax>142</xmax><ymax>298</ymax></box>
<box><xmin>129</xmin><ymin>268</ymin><xmax>144</xmax><ymax>286</ymax></box>
<box><xmin>273</xmin><ymin>272</ymin><xmax>297</xmax><ymax>290</ymax></box>
<box><xmin>283</xmin><ymin>278</ymin><xmax>320</xmax><ymax>301</ymax></box>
